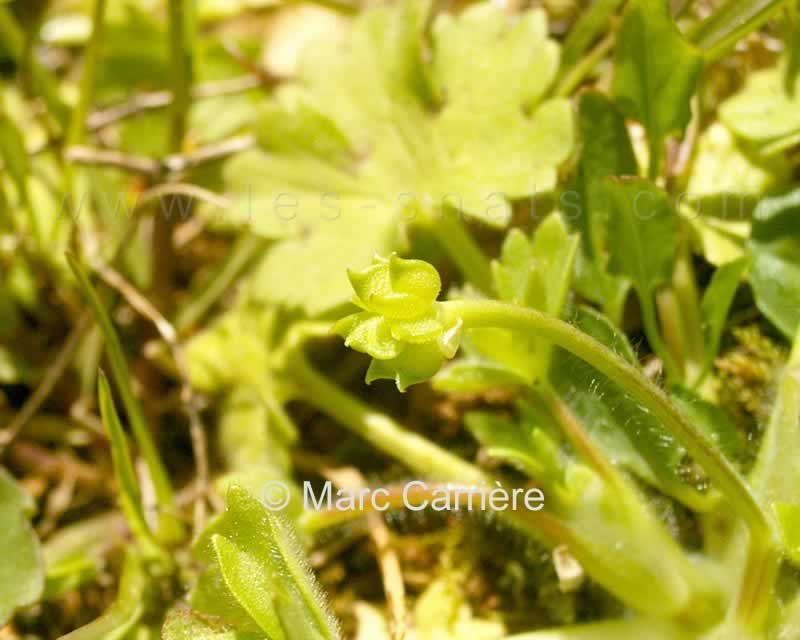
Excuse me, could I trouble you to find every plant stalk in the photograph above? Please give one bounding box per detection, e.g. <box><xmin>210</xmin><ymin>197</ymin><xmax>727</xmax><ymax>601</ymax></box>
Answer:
<box><xmin>443</xmin><ymin>299</ymin><xmax>771</xmax><ymax>540</ymax></box>
<box><xmin>286</xmin><ymin>339</ymin><xmax>723</xmax><ymax>622</ymax></box>
<box><xmin>154</xmin><ymin>0</ymin><xmax>195</xmax><ymax>310</ymax></box>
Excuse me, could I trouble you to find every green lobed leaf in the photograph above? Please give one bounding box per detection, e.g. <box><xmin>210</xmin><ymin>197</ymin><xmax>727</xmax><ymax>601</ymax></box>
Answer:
<box><xmin>0</xmin><ymin>466</ymin><xmax>44</xmax><ymax>626</ymax></box>
<box><xmin>439</xmin><ymin>213</ymin><xmax>579</xmax><ymax>391</ymax></box>
<box><xmin>233</xmin><ymin>1</ymin><xmax>573</xmax><ymax>315</ymax></box>
<box><xmin>748</xmin><ymin>189</ymin><xmax>800</xmax><ymax>338</ymax></box>
<box><xmin>184</xmin><ymin>302</ymin><xmax>297</xmax><ymax>443</ymax></box>
<box><xmin>612</xmin><ymin>0</ymin><xmax>703</xmax><ymax>177</ymax></box>
<box><xmin>465</xmin><ymin>408</ymin><xmax>564</xmax><ymax>486</ymax></box>
<box><xmin>686</xmin><ymin>123</ymin><xmax>789</xmax><ymax>220</ymax></box>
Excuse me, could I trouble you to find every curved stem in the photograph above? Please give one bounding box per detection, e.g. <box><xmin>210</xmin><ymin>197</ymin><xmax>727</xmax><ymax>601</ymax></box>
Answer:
<box><xmin>556</xmin><ymin>33</ymin><xmax>616</xmax><ymax>98</ymax></box>
<box><xmin>443</xmin><ymin>299</ymin><xmax>772</xmax><ymax>542</ymax></box>
<box><xmin>286</xmin><ymin>335</ymin><xmax>723</xmax><ymax>621</ymax></box>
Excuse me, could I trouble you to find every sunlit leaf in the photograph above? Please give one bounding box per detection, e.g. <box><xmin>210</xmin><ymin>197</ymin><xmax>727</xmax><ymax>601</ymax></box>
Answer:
<box><xmin>719</xmin><ymin>59</ymin><xmax>800</xmax><ymax>145</ymax></box>
<box><xmin>232</xmin><ymin>1</ymin><xmax>573</xmax><ymax>315</ymax></box>
<box><xmin>163</xmin><ymin>605</ymin><xmax>266</xmax><ymax>640</ymax></box>
<box><xmin>193</xmin><ymin>486</ymin><xmax>341</xmax><ymax>640</ymax></box>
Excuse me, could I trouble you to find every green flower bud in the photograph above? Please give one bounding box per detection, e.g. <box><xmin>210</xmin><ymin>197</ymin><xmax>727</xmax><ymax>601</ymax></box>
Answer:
<box><xmin>334</xmin><ymin>255</ymin><xmax>462</xmax><ymax>391</ymax></box>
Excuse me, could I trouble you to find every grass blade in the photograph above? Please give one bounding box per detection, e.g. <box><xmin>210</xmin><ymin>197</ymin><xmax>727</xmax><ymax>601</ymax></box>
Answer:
<box><xmin>690</xmin><ymin>0</ymin><xmax>789</xmax><ymax>61</ymax></box>
<box><xmin>97</xmin><ymin>372</ymin><xmax>165</xmax><ymax>561</ymax></box>
<box><xmin>59</xmin><ymin>551</ymin><xmax>147</xmax><ymax>640</ymax></box>
<box><xmin>67</xmin><ymin>254</ymin><xmax>181</xmax><ymax>541</ymax></box>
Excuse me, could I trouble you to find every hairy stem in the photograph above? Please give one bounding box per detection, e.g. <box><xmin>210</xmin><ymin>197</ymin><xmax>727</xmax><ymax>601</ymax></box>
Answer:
<box><xmin>287</xmin><ymin>336</ymin><xmax>722</xmax><ymax>621</ymax></box>
<box><xmin>443</xmin><ymin>299</ymin><xmax>771</xmax><ymax>540</ymax></box>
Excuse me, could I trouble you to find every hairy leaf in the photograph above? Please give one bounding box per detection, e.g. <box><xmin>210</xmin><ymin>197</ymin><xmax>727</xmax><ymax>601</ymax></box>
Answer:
<box><xmin>551</xmin><ymin>307</ymin><xmax>701</xmax><ymax>508</ymax></box>
<box><xmin>163</xmin><ymin>606</ymin><xmax>266</xmax><ymax>640</ymax></box>
<box><xmin>193</xmin><ymin>486</ymin><xmax>341</xmax><ymax>640</ymax></box>
<box><xmin>670</xmin><ymin>387</ymin><xmax>743</xmax><ymax>462</ymax></box>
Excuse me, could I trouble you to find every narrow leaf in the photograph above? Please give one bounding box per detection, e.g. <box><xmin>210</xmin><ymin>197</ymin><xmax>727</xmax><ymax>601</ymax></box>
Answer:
<box><xmin>59</xmin><ymin>551</ymin><xmax>147</xmax><ymax>640</ymax></box>
<box><xmin>559</xmin><ymin>0</ymin><xmax>626</xmax><ymax>76</ymax></box>
<box><xmin>97</xmin><ymin>372</ymin><xmax>164</xmax><ymax>560</ymax></box>
<box><xmin>67</xmin><ymin>254</ymin><xmax>179</xmax><ymax>540</ymax></box>
<box><xmin>690</xmin><ymin>0</ymin><xmax>789</xmax><ymax>61</ymax></box>
<box><xmin>699</xmin><ymin>257</ymin><xmax>749</xmax><ymax>381</ymax></box>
